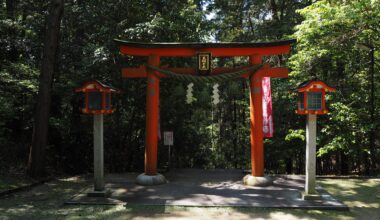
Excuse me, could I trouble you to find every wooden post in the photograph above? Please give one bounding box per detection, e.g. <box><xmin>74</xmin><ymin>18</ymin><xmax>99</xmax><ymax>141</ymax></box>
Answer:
<box><xmin>249</xmin><ymin>55</ymin><xmax>264</xmax><ymax>176</ymax></box>
<box><xmin>93</xmin><ymin>114</ymin><xmax>104</xmax><ymax>191</ymax></box>
<box><xmin>145</xmin><ymin>55</ymin><xmax>160</xmax><ymax>176</ymax></box>
<box><xmin>305</xmin><ymin>114</ymin><xmax>317</xmax><ymax>194</ymax></box>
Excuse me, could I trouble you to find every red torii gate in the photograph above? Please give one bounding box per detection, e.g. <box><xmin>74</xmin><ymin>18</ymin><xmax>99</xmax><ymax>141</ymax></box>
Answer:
<box><xmin>115</xmin><ymin>39</ymin><xmax>295</xmax><ymax>186</ymax></box>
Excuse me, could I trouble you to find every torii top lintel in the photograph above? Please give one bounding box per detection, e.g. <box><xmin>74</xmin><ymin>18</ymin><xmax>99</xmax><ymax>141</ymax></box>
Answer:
<box><xmin>114</xmin><ymin>39</ymin><xmax>295</xmax><ymax>57</ymax></box>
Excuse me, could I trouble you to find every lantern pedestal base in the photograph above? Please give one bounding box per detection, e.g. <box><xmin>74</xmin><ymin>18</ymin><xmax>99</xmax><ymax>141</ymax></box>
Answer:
<box><xmin>87</xmin><ymin>189</ymin><xmax>111</xmax><ymax>197</ymax></box>
<box><xmin>136</xmin><ymin>173</ymin><xmax>167</xmax><ymax>186</ymax></box>
<box><xmin>243</xmin><ymin>175</ymin><xmax>272</xmax><ymax>186</ymax></box>
<box><xmin>301</xmin><ymin>192</ymin><xmax>322</xmax><ymax>201</ymax></box>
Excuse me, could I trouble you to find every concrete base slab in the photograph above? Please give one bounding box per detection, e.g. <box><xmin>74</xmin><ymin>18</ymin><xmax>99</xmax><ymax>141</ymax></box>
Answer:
<box><xmin>136</xmin><ymin>173</ymin><xmax>166</xmax><ymax>186</ymax></box>
<box><xmin>66</xmin><ymin>188</ymin><xmax>124</xmax><ymax>205</ymax></box>
<box><xmin>243</xmin><ymin>175</ymin><xmax>273</xmax><ymax>186</ymax></box>
<box><xmin>66</xmin><ymin>170</ymin><xmax>348</xmax><ymax>210</ymax></box>
<box><xmin>87</xmin><ymin>189</ymin><xmax>111</xmax><ymax>197</ymax></box>
<box><xmin>302</xmin><ymin>192</ymin><xmax>322</xmax><ymax>201</ymax></box>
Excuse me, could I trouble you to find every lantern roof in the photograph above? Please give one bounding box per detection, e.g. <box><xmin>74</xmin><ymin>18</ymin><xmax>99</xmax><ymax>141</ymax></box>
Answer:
<box><xmin>75</xmin><ymin>80</ymin><xmax>120</xmax><ymax>93</ymax></box>
<box><xmin>293</xmin><ymin>80</ymin><xmax>336</xmax><ymax>93</ymax></box>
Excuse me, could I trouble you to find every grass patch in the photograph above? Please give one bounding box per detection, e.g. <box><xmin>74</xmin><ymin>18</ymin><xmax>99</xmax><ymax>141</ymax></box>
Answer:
<box><xmin>0</xmin><ymin>174</ymin><xmax>35</xmax><ymax>192</ymax></box>
<box><xmin>319</xmin><ymin>178</ymin><xmax>380</xmax><ymax>220</ymax></box>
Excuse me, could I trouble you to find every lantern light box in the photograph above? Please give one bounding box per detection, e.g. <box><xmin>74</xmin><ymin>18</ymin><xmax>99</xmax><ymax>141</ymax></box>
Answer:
<box><xmin>75</xmin><ymin>80</ymin><xmax>120</xmax><ymax>114</ymax></box>
<box><xmin>294</xmin><ymin>80</ymin><xmax>336</xmax><ymax>115</ymax></box>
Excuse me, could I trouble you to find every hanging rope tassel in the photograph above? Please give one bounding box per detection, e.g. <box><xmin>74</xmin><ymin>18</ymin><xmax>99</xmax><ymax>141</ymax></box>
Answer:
<box><xmin>212</xmin><ymin>83</ymin><xmax>220</xmax><ymax>105</ymax></box>
<box><xmin>146</xmin><ymin>64</ymin><xmax>263</xmax><ymax>83</ymax></box>
<box><xmin>186</xmin><ymin>83</ymin><xmax>194</xmax><ymax>104</ymax></box>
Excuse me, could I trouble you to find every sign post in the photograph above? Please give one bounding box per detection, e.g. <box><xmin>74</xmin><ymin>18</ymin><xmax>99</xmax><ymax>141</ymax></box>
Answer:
<box><xmin>163</xmin><ymin>131</ymin><xmax>174</xmax><ymax>168</ymax></box>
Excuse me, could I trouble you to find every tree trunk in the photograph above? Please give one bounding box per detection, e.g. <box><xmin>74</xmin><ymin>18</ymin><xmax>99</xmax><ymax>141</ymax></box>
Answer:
<box><xmin>368</xmin><ymin>48</ymin><xmax>377</xmax><ymax>175</ymax></box>
<box><xmin>363</xmin><ymin>151</ymin><xmax>370</xmax><ymax>175</ymax></box>
<box><xmin>285</xmin><ymin>158</ymin><xmax>292</xmax><ymax>174</ymax></box>
<box><xmin>27</xmin><ymin>0</ymin><xmax>64</xmax><ymax>178</ymax></box>
<box><xmin>339</xmin><ymin>150</ymin><xmax>348</xmax><ymax>175</ymax></box>
<box><xmin>6</xmin><ymin>0</ymin><xmax>15</xmax><ymax>19</ymax></box>
<box><xmin>270</xmin><ymin>0</ymin><xmax>279</xmax><ymax>22</ymax></box>
<box><xmin>6</xmin><ymin>0</ymin><xmax>18</xmax><ymax>62</ymax></box>
<box><xmin>233</xmin><ymin>96</ymin><xmax>238</xmax><ymax>168</ymax></box>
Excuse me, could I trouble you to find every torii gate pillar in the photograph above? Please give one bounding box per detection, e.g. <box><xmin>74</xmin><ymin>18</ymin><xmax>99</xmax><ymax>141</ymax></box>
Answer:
<box><xmin>243</xmin><ymin>55</ymin><xmax>273</xmax><ymax>186</ymax></box>
<box><xmin>136</xmin><ymin>54</ymin><xmax>166</xmax><ymax>185</ymax></box>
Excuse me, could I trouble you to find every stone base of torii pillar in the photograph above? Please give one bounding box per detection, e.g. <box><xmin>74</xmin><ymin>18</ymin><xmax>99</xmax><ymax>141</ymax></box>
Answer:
<box><xmin>136</xmin><ymin>173</ymin><xmax>167</xmax><ymax>186</ymax></box>
<box><xmin>243</xmin><ymin>175</ymin><xmax>273</xmax><ymax>186</ymax></box>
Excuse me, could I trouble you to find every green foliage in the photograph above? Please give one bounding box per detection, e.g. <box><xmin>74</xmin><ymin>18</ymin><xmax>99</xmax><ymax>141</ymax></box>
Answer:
<box><xmin>1</xmin><ymin>0</ymin><xmax>378</xmax><ymax>175</ymax></box>
<box><xmin>0</xmin><ymin>0</ymin><xmax>42</xmax><ymax>169</ymax></box>
<box><xmin>208</xmin><ymin>0</ymin><xmax>310</xmax><ymax>41</ymax></box>
<box><xmin>291</xmin><ymin>0</ymin><xmax>380</xmax><ymax>174</ymax></box>
<box><xmin>122</xmin><ymin>1</ymin><xmax>207</xmax><ymax>42</ymax></box>
<box><xmin>285</xmin><ymin>129</ymin><xmax>305</xmax><ymax>141</ymax></box>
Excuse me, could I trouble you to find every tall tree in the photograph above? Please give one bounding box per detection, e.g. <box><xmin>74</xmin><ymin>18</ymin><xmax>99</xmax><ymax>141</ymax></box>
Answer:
<box><xmin>27</xmin><ymin>0</ymin><xmax>64</xmax><ymax>177</ymax></box>
<box><xmin>291</xmin><ymin>0</ymin><xmax>380</xmax><ymax>175</ymax></box>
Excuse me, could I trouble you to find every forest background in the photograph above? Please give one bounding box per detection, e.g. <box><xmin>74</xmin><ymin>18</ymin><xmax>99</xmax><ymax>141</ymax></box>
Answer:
<box><xmin>0</xmin><ymin>0</ymin><xmax>379</xmax><ymax>178</ymax></box>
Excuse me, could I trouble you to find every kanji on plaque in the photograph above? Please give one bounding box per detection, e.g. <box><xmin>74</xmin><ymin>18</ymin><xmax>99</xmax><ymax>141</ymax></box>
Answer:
<box><xmin>197</xmin><ymin>52</ymin><xmax>211</xmax><ymax>75</ymax></box>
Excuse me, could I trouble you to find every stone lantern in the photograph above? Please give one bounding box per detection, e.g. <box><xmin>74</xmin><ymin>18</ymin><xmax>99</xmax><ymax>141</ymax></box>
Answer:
<box><xmin>293</xmin><ymin>79</ymin><xmax>336</xmax><ymax>200</ymax></box>
<box><xmin>75</xmin><ymin>80</ymin><xmax>120</xmax><ymax>196</ymax></box>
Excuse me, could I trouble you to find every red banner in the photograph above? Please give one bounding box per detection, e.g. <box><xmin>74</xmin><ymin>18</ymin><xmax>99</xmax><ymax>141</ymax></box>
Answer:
<box><xmin>262</xmin><ymin>77</ymin><xmax>274</xmax><ymax>137</ymax></box>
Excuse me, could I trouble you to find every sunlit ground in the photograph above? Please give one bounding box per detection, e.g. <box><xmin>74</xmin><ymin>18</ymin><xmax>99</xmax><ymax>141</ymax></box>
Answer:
<box><xmin>0</xmin><ymin>176</ymin><xmax>378</xmax><ymax>220</ymax></box>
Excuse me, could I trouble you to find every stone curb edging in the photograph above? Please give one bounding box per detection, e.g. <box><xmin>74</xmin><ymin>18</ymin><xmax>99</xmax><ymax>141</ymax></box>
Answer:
<box><xmin>316</xmin><ymin>176</ymin><xmax>380</xmax><ymax>179</ymax></box>
<box><xmin>0</xmin><ymin>177</ymin><xmax>54</xmax><ymax>198</ymax></box>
